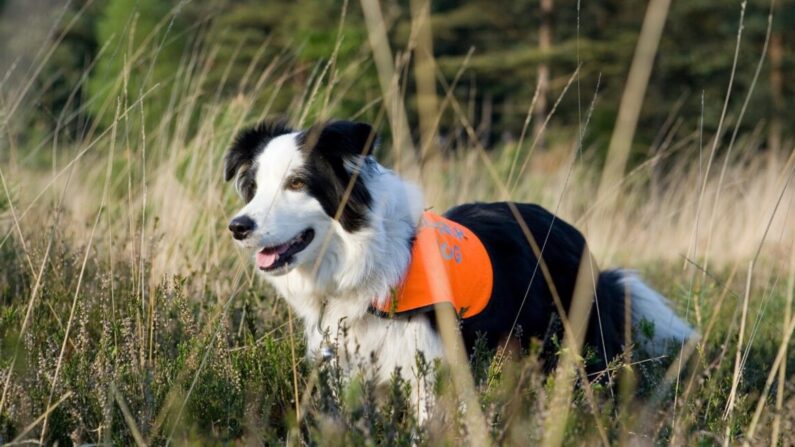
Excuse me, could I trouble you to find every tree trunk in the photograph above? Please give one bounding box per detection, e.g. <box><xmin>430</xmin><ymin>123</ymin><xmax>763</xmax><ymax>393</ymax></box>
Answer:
<box><xmin>532</xmin><ymin>0</ymin><xmax>553</xmax><ymax>150</ymax></box>
<box><xmin>410</xmin><ymin>0</ymin><xmax>440</xmax><ymax>175</ymax></box>
<box><xmin>595</xmin><ymin>0</ymin><xmax>671</xmax><ymax>210</ymax></box>
<box><xmin>768</xmin><ymin>31</ymin><xmax>783</xmax><ymax>153</ymax></box>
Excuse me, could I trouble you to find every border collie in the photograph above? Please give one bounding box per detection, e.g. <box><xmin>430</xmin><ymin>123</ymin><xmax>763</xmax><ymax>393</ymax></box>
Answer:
<box><xmin>224</xmin><ymin>119</ymin><xmax>694</xmax><ymax>417</ymax></box>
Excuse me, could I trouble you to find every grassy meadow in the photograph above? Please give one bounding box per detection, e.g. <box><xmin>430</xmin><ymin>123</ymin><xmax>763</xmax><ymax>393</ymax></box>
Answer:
<box><xmin>1</xmin><ymin>1</ymin><xmax>794</xmax><ymax>445</ymax></box>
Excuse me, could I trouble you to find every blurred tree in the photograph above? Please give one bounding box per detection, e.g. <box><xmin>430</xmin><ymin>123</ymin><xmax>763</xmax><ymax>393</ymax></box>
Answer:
<box><xmin>533</xmin><ymin>0</ymin><xmax>553</xmax><ymax>149</ymax></box>
<box><xmin>86</xmin><ymin>0</ymin><xmax>189</xmax><ymax>129</ymax></box>
<box><xmin>1</xmin><ymin>0</ymin><xmax>791</xmax><ymax>161</ymax></box>
<box><xmin>767</xmin><ymin>0</ymin><xmax>787</xmax><ymax>153</ymax></box>
<box><xmin>203</xmin><ymin>0</ymin><xmax>379</xmax><ymax>125</ymax></box>
<box><xmin>41</xmin><ymin>1</ymin><xmax>100</xmax><ymax>140</ymax></box>
<box><xmin>410</xmin><ymin>0</ymin><xmax>440</xmax><ymax>169</ymax></box>
<box><xmin>0</xmin><ymin>0</ymin><xmax>99</xmax><ymax>163</ymax></box>
<box><xmin>424</xmin><ymin>0</ymin><xmax>793</xmax><ymax>159</ymax></box>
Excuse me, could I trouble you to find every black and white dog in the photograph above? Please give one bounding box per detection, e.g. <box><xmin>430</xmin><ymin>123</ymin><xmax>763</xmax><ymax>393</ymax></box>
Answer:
<box><xmin>224</xmin><ymin>119</ymin><xmax>693</xmax><ymax>415</ymax></box>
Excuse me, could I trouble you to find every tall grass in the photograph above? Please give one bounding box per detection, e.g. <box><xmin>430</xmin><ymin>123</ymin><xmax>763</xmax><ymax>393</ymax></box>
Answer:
<box><xmin>1</xmin><ymin>2</ymin><xmax>794</xmax><ymax>445</ymax></box>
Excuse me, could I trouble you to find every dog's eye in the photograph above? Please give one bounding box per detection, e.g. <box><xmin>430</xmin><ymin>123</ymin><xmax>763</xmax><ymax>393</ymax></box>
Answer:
<box><xmin>243</xmin><ymin>185</ymin><xmax>256</xmax><ymax>202</ymax></box>
<box><xmin>286</xmin><ymin>177</ymin><xmax>305</xmax><ymax>191</ymax></box>
<box><xmin>237</xmin><ymin>176</ymin><xmax>256</xmax><ymax>202</ymax></box>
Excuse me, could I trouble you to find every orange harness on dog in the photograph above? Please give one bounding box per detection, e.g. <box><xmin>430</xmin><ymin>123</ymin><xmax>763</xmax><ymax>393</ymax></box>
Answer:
<box><xmin>371</xmin><ymin>211</ymin><xmax>494</xmax><ymax>319</ymax></box>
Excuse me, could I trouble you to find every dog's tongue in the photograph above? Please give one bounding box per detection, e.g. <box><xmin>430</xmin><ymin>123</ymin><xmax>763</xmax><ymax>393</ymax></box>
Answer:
<box><xmin>256</xmin><ymin>242</ymin><xmax>291</xmax><ymax>269</ymax></box>
<box><xmin>256</xmin><ymin>251</ymin><xmax>277</xmax><ymax>269</ymax></box>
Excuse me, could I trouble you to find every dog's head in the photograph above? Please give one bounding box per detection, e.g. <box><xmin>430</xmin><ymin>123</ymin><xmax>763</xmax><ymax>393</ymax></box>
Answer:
<box><xmin>224</xmin><ymin>119</ymin><xmax>377</xmax><ymax>275</ymax></box>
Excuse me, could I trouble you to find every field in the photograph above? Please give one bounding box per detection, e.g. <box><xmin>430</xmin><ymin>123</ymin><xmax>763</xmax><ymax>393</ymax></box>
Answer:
<box><xmin>1</xmin><ymin>1</ymin><xmax>794</xmax><ymax>445</ymax></box>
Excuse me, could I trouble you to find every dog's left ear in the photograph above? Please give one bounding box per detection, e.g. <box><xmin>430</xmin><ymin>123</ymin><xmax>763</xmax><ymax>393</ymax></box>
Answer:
<box><xmin>299</xmin><ymin>120</ymin><xmax>376</xmax><ymax>232</ymax></box>
<box><xmin>326</xmin><ymin>120</ymin><xmax>378</xmax><ymax>157</ymax></box>
<box><xmin>306</xmin><ymin>120</ymin><xmax>378</xmax><ymax>160</ymax></box>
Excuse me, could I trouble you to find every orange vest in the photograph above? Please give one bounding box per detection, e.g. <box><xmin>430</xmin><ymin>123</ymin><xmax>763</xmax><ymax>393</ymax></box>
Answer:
<box><xmin>371</xmin><ymin>211</ymin><xmax>494</xmax><ymax>319</ymax></box>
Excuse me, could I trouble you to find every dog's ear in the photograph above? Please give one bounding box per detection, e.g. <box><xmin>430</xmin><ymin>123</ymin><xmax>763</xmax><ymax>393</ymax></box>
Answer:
<box><xmin>224</xmin><ymin>119</ymin><xmax>293</xmax><ymax>182</ymax></box>
<box><xmin>304</xmin><ymin>120</ymin><xmax>378</xmax><ymax>160</ymax></box>
<box><xmin>298</xmin><ymin>120</ymin><xmax>376</xmax><ymax>232</ymax></box>
<box><xmin>328</xmin><ymin>120</ymin><xmax>378</xmax><ymax>157</ymax></box>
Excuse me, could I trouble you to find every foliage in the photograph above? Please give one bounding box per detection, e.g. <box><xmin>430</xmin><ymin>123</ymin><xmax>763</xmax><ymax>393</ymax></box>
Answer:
<box><xmin>85</xmin><ymin>0</ymin><xmax>189</xmax><ymax>128</ymax></box>
<box><xmin>3</xmin><ymin>0</ymin><xmax>792</xmax><ymax>160</ymax></box>
<box><xmin>1</xmin><ymin>234</ymin><xmax>793</xmax><ymax>444</ymax></box>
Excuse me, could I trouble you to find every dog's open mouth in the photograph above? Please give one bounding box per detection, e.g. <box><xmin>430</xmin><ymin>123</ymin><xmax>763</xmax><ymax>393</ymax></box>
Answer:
<box><xmin>256</xmin><ymin>228</ymin><xmax>315</xmax><ymax>272</ymax></box>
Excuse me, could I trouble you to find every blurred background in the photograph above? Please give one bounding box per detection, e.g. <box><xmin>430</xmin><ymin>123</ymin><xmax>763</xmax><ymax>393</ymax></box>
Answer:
<box><xmin>1</xmin><ymin>0</ymin><xmax>793</xmax><ymax>153</ymax></box>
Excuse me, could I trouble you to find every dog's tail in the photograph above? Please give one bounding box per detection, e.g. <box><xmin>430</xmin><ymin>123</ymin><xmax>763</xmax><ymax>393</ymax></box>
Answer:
<box><xmin>602</xmin><ymin>269</ymin><xmax>695</xmax><ymax>356</ymax></box>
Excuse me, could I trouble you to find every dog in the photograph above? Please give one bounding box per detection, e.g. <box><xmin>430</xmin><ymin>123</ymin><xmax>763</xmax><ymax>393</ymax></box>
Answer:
<box><xmin>224</xmin><ymin>119</ymin><xmax>694</xmax><ymax>419</ymax></box>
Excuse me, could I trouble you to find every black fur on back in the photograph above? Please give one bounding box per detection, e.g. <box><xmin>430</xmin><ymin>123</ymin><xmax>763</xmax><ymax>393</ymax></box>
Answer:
<box><xmin>443</xmin><ymin>202</ymin><xmax>626</xmax><ymax>373</ymax></box>
<box><xmin>297</xmin><ymin>121</ymin><xmax>376</xmax><ymax>232</ymax></box>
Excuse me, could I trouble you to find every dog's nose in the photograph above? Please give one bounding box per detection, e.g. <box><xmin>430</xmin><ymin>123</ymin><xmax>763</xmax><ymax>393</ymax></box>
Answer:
<box><xmin>229</xmin><ymin>216</ymin><xmax>255</xmax><ymax>240</ymax></box>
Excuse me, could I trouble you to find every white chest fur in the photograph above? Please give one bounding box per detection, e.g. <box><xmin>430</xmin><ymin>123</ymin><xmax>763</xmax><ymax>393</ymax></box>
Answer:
<box><xmin>260</xmin><ymin>167</ymin><xmax>444</xmax><ymax>384</ymax></box>
<box><xmin>268</xmin><ymin>273</ymin><xmax>444</xmax><ymax>384</ymax></box>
